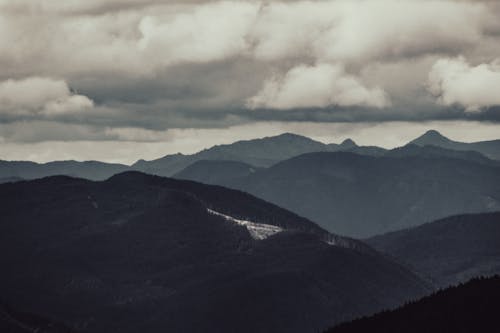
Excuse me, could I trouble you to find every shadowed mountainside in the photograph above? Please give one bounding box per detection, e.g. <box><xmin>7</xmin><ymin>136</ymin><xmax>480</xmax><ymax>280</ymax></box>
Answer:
<box><xmin>177</xmin><ymin>151</ymin><xmax>500</xmax><ymax>237</ymax></box>
<box><xmin>0</xmin><ymin>302</ymin><xmax>78</xmax><ymax>333</ymax></box>
<box><xmin>326</xmin><ymin>275</ymin><xmax>500</xmax><ymax>333</ymax></box>
<box><xmin>367</xmin><ymin>212</ymin><xmax>500</xmax><ymax>287</ymax></box>
<box><xmin>0</xmin><ymin>172</ymin><xmax>429</xmax><ymax>333</ymax></box>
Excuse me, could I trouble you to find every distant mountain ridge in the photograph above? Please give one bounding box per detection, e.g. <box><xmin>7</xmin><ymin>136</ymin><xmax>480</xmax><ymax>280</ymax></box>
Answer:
<box><xmin>132</xmin><ymin>133</ymin><xmax>373</xmax><ymax>177</ymax></box>
<box><xmin>387</xmin><ymin>144</ymin><xmax>498</xmax><ymax>166</ymax></box>
<box><xmin>0</xmin><ymin>160</ymin><xmax>128</xmax><ymax>181</ymax></box>
<box><xmin>2</xmin><ymin>130</ymin><xmax>499</xmax><ymax>181</ymax></box>
<box><xmin>411</xmin><ymin>130</ymin><xmax>500</xmax><ymax>160</ymax></box>
<box><xmin>174</xmin><ymin>160</ymin><xmax>259</xmax><ymax>185</ymax></box>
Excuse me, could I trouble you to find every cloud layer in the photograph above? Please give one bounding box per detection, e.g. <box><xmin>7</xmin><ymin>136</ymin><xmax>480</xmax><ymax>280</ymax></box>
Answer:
<box><xmin>1</xmin><ymin>0</ymin><xmax>500</xmax><ymax>161</ymax></box>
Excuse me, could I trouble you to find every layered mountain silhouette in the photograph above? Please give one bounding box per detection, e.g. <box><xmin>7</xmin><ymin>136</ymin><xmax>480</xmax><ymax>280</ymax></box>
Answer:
<box><xmin>132</xmin><ymin>133</ymin><xmax>384</xmax><ymax>177</ymax></box>
<box><xmin>411</xmin><ymin>130</ymin><xmax>500</xmax><ymax>160</ymax></box>
<box><xmin>326</xmin><ymin>275</ymin><xmax>500</xmax><ymax>333</ymax></box>
<box><xmin>367</xmin><ymin>212</ymin><xmax>500</xmax><ymax>287</ymax></box>
<box><xmin>0</xmin><ymin>172</ymin><xmax>430</xmax><ymax>333</ymax></box>
<box><xmin>2</xmin><ymin>130</ymin><xmax>497</xmax><ymax>182</ymax></box>
<box><xmin>1</xmin><ymin>130</ymin><xmax>499</xmax><ymax>238</ymax></box>
<box><xmin>0</xmin><ymin>160</ymin><xmax>128</xmax><ymax>181</ymax></box>
<box><xmin>386</xmin><ymin>144</ymin><xmax>498</xmax><ymax>166</ymax></box>
<box><xmin>180</xmin><ymin>151</ymin><xmax>500</xmax><ymax>237</ymax></box>
<box><xmin>174</xmin><ymin>160</ymin><xmax>259</xmax><ymax>184</ymax></box>
<box><xmin>132</xmin><ymin>133</ymin><xmax>329</xmax><ymax>176</ymax></box>
<box><xmin>0</xmin><ymin>176</ymin><xmax>23</xmax><ymax>184</ymax></box>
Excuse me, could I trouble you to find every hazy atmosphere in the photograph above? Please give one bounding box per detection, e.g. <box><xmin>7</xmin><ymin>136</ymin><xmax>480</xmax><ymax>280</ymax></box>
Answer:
<box><xmin>2</xmin><ymin>2</ymin><xmax>500</xmax><ymax>333</ymax></box>
<box><xmin>1</xmin><ymin>0</ymin><xmax>500</xmax><ymax>163</ymax></box>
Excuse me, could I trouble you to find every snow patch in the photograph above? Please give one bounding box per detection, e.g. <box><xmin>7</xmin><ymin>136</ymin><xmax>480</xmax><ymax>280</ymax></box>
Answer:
<box><xmin>207</xmin><ymin>209</ymin><xmax>283</xmax><ymax>240</ymax></box>
<box><xmin>324</xmin><ymin>235</ymin><xmax>354</xmax><ymax>248</ymax></box>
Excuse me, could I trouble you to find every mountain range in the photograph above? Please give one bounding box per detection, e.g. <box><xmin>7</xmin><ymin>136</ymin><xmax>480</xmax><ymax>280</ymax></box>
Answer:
<box><xmin>178</xmin><ymin>150</ymin><xmax>500</xmax><ymax>237</ymax></box>
<box><xmin>2</xmin><ymin>129</ymin><xmax>499</xmax><ymax>332</ymax></box>
<box><xmin>131</xmin><ymin>133</ymin><xmax>387</xmax><ymax>177</ymax></box>
<box><xmin>1</xmin><ymin>130</ymin><xmax>499</xmax><ymax>181</ymax></box>
<box><xmin>2</xmin><ymin>130</ymin><xmax>499</xmax><ymax>238</ymax></box>
<box><xmin>0</xmin><ymin>172</ymin><xmax>430</xmax><ymax>333</ymax></box>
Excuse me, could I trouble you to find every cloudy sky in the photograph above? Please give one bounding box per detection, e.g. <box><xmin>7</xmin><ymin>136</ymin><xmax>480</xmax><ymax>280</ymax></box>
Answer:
<box><xmin>1</xmin><ymin>0</ymin><xmax>500</xmax><ymax>164</ymax></box>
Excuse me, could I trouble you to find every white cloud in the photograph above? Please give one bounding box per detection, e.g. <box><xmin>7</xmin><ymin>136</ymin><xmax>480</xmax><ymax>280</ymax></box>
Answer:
<box><xmin>247</xmin><ymin>63</ymin><xmax>390</xmax><ymax>109</ymax></box>
<box><xmin>0</xmin><ymin>77</ymin><xmax>94</xmax><ymax>116</ymax></box>
<box><xmin>250</xmin><ymin>1</ymin><xmax>487</xmax><ymax>63</ymax></box>
<box><xmin>138</xmin><ymin>2</ymin><xmax>258</xmax><ymax>66</ymax></box>
<box><xmin>428</xmin><ymin>56</ymin><xmax>500</xmax><ymax>111</ymax></box>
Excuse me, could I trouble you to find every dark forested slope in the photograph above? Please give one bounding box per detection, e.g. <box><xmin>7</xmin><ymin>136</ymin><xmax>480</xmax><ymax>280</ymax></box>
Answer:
<box><xmin>367</xmin><ymin>212</ymin><xmax>500</xmax><ymax>287</ymax></box>
<box><xmin>0</xmin><ymin>172</ymin><xmax>429</xmax><ymax>333</ymax></box>
<box><xmin>326</xmin><ymin>276</ymin><xmax>500</xmax><ymax>333</ymax></box>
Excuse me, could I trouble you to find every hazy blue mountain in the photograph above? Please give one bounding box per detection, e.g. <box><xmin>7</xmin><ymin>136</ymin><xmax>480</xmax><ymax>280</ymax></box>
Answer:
<box><xmin>0</xmin><ymin>160</ymin><xmax>129</xmax><ymax>181</ymax></box>
<box><xmin>174</xmin><ymin>160</ymin><xmax>259</xmax><ymax>185</ymax></box>
<box><xmin>0</xmin><ymin>176</ymin><xmax>23</xmax><ymax>184</ymax></box>
<box><xmin>327</xmin><ymin>275</ymin><xmax>500</xmax><ymax>333</ymax></box>
<box><xmin>0</xmin><ymin>172</ymin><xmax>430</xmax><ymax>333</ymax></box>
<box><xmin>367</xmin><ymin>212</ymin><xmax>500</xmax><ymax>287</ymax></box>
<box><xmin>387</xmin><ymin>144</ymin><xmax>498</xmax><ymax>166</ymax></box>
<box><xmin>411</xmin><ymin>130</ymin><xmax>500</xmax><ymax>160</ymax></box>
<box><xmin>132</xmin><ymin>133</ymin><xmax>388</xmax><ymax>177</ymax></box>
<box><xmin>132</xmin><ymin>133</ymin><xmax>328</xmax><ymax>176</ymax></box>
<box><xmin>332</xmin><ymin>139</ymin><xmax>387</xmax><ymax>157</ymax></box>
<box><xmin>338</xmin><ymin>138</ymin><xmax>357</xmax><ymax>150</ymax></box>
<box><xmin>200</xmin><ymin>152</ymin><xmax>500</xmax><ymax>238</ymax></box>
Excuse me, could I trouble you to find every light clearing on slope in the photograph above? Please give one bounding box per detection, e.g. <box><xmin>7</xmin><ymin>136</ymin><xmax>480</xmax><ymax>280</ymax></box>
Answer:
<box><xmin>207</xmin><ymin>209</ymin><xmax>283</xmax><ymax>240</ymax></box>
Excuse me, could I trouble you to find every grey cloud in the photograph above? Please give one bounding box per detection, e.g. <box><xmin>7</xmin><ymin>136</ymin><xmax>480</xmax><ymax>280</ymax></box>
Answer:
<box><xmin>0</xmin><ymin>0</ymin><xmax>500</xmax><ymax>149</ymax></box>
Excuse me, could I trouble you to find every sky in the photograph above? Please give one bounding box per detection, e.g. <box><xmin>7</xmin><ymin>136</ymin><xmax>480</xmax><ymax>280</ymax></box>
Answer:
<box><xmin>1</xmin><ymin>0</ymin><xmax>500</xmax><ymax>164</ymax></box>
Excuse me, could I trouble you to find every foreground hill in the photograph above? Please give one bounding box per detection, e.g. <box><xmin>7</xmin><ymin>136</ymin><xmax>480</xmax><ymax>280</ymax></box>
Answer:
<box><xmin>0</xmin><ymin>172</ymin><xmax>429</xmax><ymax>333</ymax></box>
<box><xmin>198</xmin><ymin>151</ymin><xmax>500</xmax><ymax>238</ymax></box>
<box><xmin>367</xmin><ymin>212</ymin><xmax>500</xmax><ymax>287</ymax></box>
<box><xmin>326</xmin><ymin>275</ymin><xmax>500</xmax><ymax>333</ymax></box>
<box><xmin>411</xmin><ymin>130</ymin><xmax>500</xmax><ymax>160</ymax></box>
<box><xmin>0</xmin><ymin>302</ymin><xmax>78</xmax><ymax>333</ymax></box>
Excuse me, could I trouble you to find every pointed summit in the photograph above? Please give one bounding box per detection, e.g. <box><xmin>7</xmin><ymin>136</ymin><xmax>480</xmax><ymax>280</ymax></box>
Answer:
<box><xmin>340</xmin><ymin>138</ymin><xmax>357</xmax><ymax>149</ymax></box>
<box><xmin>410</xmin><ymin>130</ymin><xmax>453</xmax><ymax>147</ymax></box>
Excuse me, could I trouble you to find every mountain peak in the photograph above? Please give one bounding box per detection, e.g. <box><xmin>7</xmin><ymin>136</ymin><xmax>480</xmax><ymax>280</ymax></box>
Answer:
<box><xmin>274</xmin><ymin>132</ymin><xmax>311</xmax><ymax>141</ymax></box>
<box><xmin>340</xmin><ymin>138</ymin><xmax>357</xmax><ymax>149</ymax></box>
<box><xmin>423</xmin><ymin>129</ymin><xmax>445</xmax><ymax>137</ymax></box>
<box><xmin>411</xmin><ymin>130</ymin><xmax>452</xmax><ymax>146</ymax></box>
